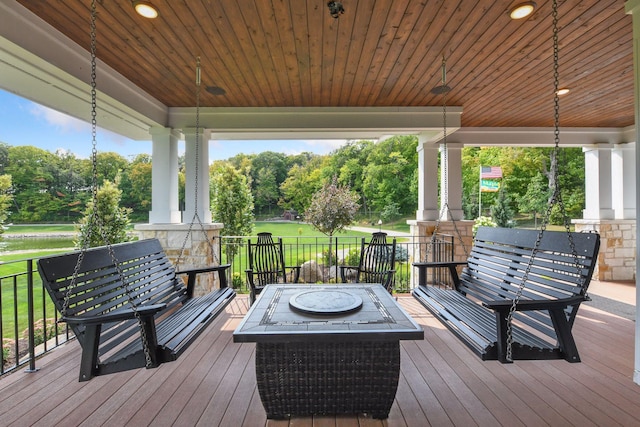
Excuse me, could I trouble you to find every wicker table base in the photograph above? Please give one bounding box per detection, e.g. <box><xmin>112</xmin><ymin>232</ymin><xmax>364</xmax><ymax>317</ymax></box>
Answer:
<box><xmin>255</xmin><ymin>341</ymin><xmax>400</xmax><ymax>419</ymax></box>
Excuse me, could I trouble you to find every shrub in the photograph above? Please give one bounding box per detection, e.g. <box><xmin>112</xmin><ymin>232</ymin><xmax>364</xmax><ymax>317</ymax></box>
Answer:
<box><xmin>231</xmin><ymin>272</ymin><xmax>243</xmax><ymax>290</ymax></box>
<box><xmin>473</xmin><ymin>216</ymin><xmax>497</xmax><ymax>236</ymax></box>
<box><xmin>343</xmin><ymin>248</ymin><xmax>360</xmax><ymax>266</ymax></box>
<box><xmin>395</xmin><ymin>245</ymin><xmax>409</xmax><ymax>263</ymax></box>
<box><xmin>1</xmin><ymin>339</ymin><xmax>11</xmax><ymax>365</ymax></box>
<box><xmin>23</xmin><ymin>318</ymin><xmax>57</xmax><ymax>347</ymax></box>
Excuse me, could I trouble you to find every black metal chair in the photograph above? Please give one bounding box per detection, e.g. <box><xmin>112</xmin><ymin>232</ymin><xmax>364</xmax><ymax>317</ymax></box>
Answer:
<box><xmin>340</xmin><ymin>232</ymin><xmax>397</xmax><ymax>293</ymax></box>
<box><xmin>245</xmin><ymin>232</ymin><xmax>301</xmax><ymax>305</ymax></box>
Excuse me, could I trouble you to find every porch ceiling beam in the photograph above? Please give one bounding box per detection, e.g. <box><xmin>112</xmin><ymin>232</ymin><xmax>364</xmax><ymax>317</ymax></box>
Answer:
<box><xmin>169</xmin><ymin>106</ymin><xmax>462</xmax><ymax>141</ymax></box>
<box><xmin>446</xmin><ymin>126</ymin><xmax>636</xmax><ymax>146</ymax></box>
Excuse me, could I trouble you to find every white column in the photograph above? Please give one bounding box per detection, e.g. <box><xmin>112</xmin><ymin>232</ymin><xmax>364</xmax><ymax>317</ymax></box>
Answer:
<box><xmin>612</xmin><ymin>142</ymin><xmax>637</xmax><ymax>219</ymax></box>
<box><xmin>149</xmin><ymin>127</ymin><xmax>181</xmax><ymax>224</ymax></box>
<box><xmin>624</xmin><ymin>0</ymin><xmax>640</xmax><ymax>386</ymax></box>
<box><xmin>582</xmin><ymin>145</ymin><xmax>614</xmax><ymax>220</ymax></box>
<box><xmin>441</xmin><ymin>142</ymin><xmax>463</xmax><ymax>221</ymax></box>
<box><xmin>183</xmin><ymin>127</ymin><xmax>212</xmax><ymax>224</ymax></box>
<box><xmin>415</xmin><ymin>134</ymin><xmax>439</xmax><ymax>220</ymax></box>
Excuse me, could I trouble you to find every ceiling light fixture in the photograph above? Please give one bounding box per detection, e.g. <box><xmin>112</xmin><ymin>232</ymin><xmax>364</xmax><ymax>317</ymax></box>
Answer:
<box><xmin>509</xmin><ymin>2</ymin><xmax>536</xmax><ymax>20</ymax></box>
<box><xmin>206</xmin><ymin>86</ymin><xmax>226</xmax><ymax>96</ymax></box>
<box><xmin>327</xmin><ymin>1</ymin><xmax>345</xmax><ymax>19</ymax></box>
<box><xmin>556</xmin><ymin>88</ymin><xmax>570</xmax><ymax>96</ymax></box>
<box><xmin>133</xmin><ymin>1</ymin><xmax>159</xmax><ymax>19</ymax></box>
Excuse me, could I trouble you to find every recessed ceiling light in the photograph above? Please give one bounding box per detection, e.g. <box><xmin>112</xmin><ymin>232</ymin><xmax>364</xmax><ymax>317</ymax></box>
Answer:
<box><xmin>509</xmin><ymin>2</ymin><xmax>536</xmax><ymax>20</ymax></box>
<box><xmin>133</xmin><ymin>1</ymin><xmax>158</xmax><ymax>19</ymax></box>
<box><xmin>206</xmin><ymin>86</ymin><xmax>226</xmax><ymax>96</ymax></box>
<box><xmin>556</xmin><ymin>88</ymin><xmax>570</xmax><ymax>96</ymax></box>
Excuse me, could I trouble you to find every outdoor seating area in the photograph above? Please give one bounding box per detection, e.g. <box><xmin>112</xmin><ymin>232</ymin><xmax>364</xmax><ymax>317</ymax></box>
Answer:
<box><xmin>0</xmin><ymin>283</ymin><xmax>637</xmax><ymax>426</ymax></box>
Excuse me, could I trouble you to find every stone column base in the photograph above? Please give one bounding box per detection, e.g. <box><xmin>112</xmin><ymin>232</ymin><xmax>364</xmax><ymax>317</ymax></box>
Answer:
<box><xmin>135</xmin><ymin>223</ymin><xmax>225</xmax><ymax>296</ymax></box>
<box><xmin>573</xmin><ymin>219</ymin><xmax>636</xmax><ymax>282</ymax></box>
<box><xmin>407</xmin><ymin>219</ymin><xmax>474</xmax><ymax>288</ymax></box>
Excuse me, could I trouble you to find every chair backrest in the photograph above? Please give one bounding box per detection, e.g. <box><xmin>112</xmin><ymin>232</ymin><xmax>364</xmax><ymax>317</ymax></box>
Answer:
<box><xmin>357</xmin><ymin>232</ymin><xmax>396</xmax><ymax>284</ymax></box>
<box><xmin>247</xmin><ymin>232</ymin><xmax>287</xmax><ymax>285</ymax></box>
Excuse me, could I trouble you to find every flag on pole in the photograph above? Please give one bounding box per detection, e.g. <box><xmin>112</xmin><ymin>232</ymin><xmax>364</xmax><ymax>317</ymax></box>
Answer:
<box><xmin>480</xmin><ymin>179</ymin><xmax>500</xmax><ymax>192</ymax></box>
<box><xmin>480</xmin><ymin>166</ymin><xmax>503</xmax><ymax>179</ymax></box>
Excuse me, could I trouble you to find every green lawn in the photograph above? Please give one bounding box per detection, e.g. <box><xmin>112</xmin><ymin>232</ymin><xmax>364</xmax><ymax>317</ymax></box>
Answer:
<box><xmin>3</xmin><ymin>224</ymin><xmax>76</xmax><ymax>234</ymax></box>
<box><xmin>0</xmin><ymin>250</ymin><xmax>66</xmax><ymax>340</ymax></box>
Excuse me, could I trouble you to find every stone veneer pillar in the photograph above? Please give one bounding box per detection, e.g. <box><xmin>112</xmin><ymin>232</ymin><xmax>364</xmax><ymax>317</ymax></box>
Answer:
<box><xmin>407</xmin><ymin>219</ymin><xmax>474</xmax><ymax>288</ymax></box>
<box><xmin>135</xmin><ymin>223</ymin><xmax>224</xmax><ymax>296</ymax></box>
<box><xmin>574</xmin><ymin>219</ymin><xmax>637</xmax><ymax>281</ymax></box>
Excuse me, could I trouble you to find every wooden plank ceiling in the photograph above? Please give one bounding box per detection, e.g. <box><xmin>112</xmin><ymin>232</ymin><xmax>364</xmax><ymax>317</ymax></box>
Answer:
<box><xmin>16</xmin><ymin>0</ymin><xmax>634</xmax><ymax>129</ymax></box>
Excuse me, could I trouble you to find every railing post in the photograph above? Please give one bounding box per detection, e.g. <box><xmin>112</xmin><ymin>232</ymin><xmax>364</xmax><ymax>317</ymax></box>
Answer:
<box><xmin>25</xmin><ymin>259</ymin><xmax>38</xmax><ymax>373</ymax></box>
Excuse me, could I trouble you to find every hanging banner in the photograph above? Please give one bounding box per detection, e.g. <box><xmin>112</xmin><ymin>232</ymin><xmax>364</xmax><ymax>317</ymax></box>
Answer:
<box><xmin>480</xmin><ymin>179</ymin><xmax>500</xmax><ymax>192</ymax></box>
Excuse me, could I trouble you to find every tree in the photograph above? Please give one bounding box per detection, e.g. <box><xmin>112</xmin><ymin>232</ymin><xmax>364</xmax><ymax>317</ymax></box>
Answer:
<box><xmin>253</xmin><ymin>167</ymin><xmax>279</xmax><ymax>215</ymax></box>
<box><xmin>490</xmin><ymin>186</ymin><xmax>514</xmax><ymax>227</ymax></box>
<box><xmin>120</xmin><ymin>154</ymin><xmax>152</xmax><ymax>221</ymax></box>
<box><xmin>5</xmin><ymin>146</ymin><xmax>59</xmax><ymax>222</ymax></box>
<box><xmin>518</xmin><ymin>172</ymin><xmax>550</xmax><ymax>227</ymax></box>
<box><xmin>279</xmin><ymin>156</ymin><xmax>326</xmax><ymax>213</ymax></box>
<box><xmin>249</xmin><ymin>151</ymin><xmax>289</xmax><ymax>215</ymax></box>
<box><xmin>305</xmin><ymin>177</ymin><xmax>360</xmax><ymax>269</ymax></box>
<box><xmin>76</xmin><ymin>180</ymin><xmax>132</xmax><ymax>248</ymax></box>
<box><xmin>95</xmin><ymin>152</ymin><xmax>128</xmax><ymax>186</ymax></box>
<box><xmin>211</xmin><ymin>164</ymin><xmax>254</xmax><ymax>259</ymax></box>
<box><xmin>361</xmin><ymin>136</ymin><xmax>418</xmax><ymax>215</ymax></box>
<box><xmin>0</xmin><ymin>174</ymin><xmax>12</xmax><ymax>235</ymax></box>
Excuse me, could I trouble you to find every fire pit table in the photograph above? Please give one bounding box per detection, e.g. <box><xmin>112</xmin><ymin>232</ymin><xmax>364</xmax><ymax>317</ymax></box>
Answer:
<box><xmin>233</xmin><ymin>284</ymin><xmax>423</xmax><ymax>419</ymax></box>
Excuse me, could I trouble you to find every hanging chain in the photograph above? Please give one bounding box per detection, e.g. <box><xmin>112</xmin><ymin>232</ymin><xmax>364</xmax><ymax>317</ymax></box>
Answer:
<box><xmin>504</xmin><ymin>0</ymin><xmax>581</xmax><ymax>362</ymax></box>
<box><xmin>427</xmin><ymin>57</ymin><xmax>467</xmax><ymax>263</ymax></box>
<box><xmin>62</xmin><ymin>0</ymin><xmax>152</xmax><ymax>368</ymax></box>
<box><xmin>177</xmin><ymin>57</ymin><xmax>221</xmax><ymax>276</ymax></box>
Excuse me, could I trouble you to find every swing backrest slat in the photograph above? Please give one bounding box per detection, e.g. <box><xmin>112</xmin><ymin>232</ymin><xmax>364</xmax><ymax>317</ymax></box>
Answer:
<box><xmin>38</xmin><ymin>239</ymin><xmax>188</xmax><ymax>342</ymax></box>
<box><xmin>460</xmin><ymin>227</ymin><xmax>600</xmax><ymax>329</ymax></box>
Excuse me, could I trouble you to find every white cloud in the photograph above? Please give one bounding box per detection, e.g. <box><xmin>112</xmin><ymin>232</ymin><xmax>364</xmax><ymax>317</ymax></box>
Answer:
<box><xmin>28</xmin><ymin>103</ymin><xmax>90</xmax><ymax>133</ymax></box>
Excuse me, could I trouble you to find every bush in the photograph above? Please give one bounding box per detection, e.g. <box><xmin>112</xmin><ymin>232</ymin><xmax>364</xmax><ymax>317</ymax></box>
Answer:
<box><xmin>395</xmin><ymin>245</ymin><xmax>409</xmax><ymax>263</ymax></box>
<box><xmin>231</xmin><ymin>272</ymin><xmax>243</xmax><ymax>290</ymax></box>
<box><xmin>473</xmin><ymin>216</ymin><xmax>497</xmax><ymax>236</ymax></box>
<box><xmin>23</xmin><ymin>318</ymin><xmax>57</xmax><ymax>347</ymax></box>
<box><xmin>321</xmin><ymin>248</ymin><xmax>338</xmax><ymax>266</ymax></box>
<box><xmin>1</xmin><ymin>339</ymin><xmax>10</xmax><ymax>365</ymax></box>
<box><xmin>343</xmin><ymin>248</ymin><xmax>360</xmax><ymax>266</ymax></box>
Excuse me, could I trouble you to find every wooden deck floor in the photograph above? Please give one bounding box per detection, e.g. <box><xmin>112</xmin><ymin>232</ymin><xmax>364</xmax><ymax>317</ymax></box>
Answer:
<box><xmin>0</xmin><ymin>288</ymin><xmax>638</xmax><ymax>427</ymax></box>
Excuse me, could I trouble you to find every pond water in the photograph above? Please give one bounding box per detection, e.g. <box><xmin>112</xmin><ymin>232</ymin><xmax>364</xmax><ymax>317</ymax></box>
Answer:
<box><xmin>0</xmin><ymin>237</ymin><xmax>76</xmax><ymax>252</ymax></box>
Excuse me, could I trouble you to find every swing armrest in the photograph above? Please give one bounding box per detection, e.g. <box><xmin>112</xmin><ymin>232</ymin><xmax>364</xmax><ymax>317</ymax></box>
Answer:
<box><xmin>483</xmin><ymin>295</ymin><xmax>586</xmax><ymax>313</ymax></box>
<box><xmin>413</xmin><ymin>261</ymin><xmax>466</xmax><ymax>288</ymax></box>
<box><xmin>179</xmin><ymin>264</ymin><xmax>232</xmax><ymax>297</ymax></box>
<box><xmin>62</xmin><ymin>303</ymin><xmax>167</xmax><ymax>325</ymax></box>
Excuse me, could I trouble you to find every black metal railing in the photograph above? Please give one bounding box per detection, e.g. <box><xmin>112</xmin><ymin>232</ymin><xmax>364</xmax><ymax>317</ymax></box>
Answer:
<box><xmin>217</xmin><ymin>233</ymin><xmax>454</xmax><ymax>294</ymax></box>
<box><xmin>0</xmin><ymin>257</ymin><xmax>72</xmax><ymax>376</ymax></box>
<box><xmin>0</xmin><ymin>232</ymin><xmax>453</xmax><ymax>374</ymax></box>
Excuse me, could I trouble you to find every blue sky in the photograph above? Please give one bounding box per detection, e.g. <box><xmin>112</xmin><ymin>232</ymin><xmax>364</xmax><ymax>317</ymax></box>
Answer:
<box><xmin>0</xmin><ymin>89</ymin><xmax>347</xmax><ymax>161</ymax></box>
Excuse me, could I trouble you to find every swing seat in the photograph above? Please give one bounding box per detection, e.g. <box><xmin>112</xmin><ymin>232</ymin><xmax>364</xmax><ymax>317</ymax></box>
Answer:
<box><xmin>412</xmin><ymin>227</ymin><xmax>600</xmax><ymax>363</ymax></box>
<box><xmin>37</xmin><ymin>238</ymin><xmax>235</xmax><ymax>381</ymax></box>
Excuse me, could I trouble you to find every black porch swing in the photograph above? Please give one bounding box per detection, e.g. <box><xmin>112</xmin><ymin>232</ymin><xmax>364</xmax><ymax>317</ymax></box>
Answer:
<box><xmin>412</xmin><ymin>0</ymin><xmax>601</xmax><ymax>363</ymax></box>
<box><xmin>36</xmin><ymin>0</ymin><xmax>235</xmax><ymax>382</ymax></box>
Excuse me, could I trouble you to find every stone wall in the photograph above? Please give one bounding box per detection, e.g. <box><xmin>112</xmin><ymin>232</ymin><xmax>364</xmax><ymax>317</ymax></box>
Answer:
<box><xmin>407</xmin><ymin>219</ymin><xmax>474</xmax><ymax>288</ymax></box>
<box><xmin>573</xmin><ymin>219</ymin><xmax>636</xmax><ymax>282</ymax></box>
<box><xmin>135</xmin><ymin>223</ymin><xmax>224</xmax><ymax>296</ymax></box>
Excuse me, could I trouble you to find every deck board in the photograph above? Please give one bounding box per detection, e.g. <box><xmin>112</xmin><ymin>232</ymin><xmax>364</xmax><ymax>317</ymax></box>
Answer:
<box><xmin>0</xmin><ymin>291</ymin><xmax>638</xmax><ymax>426</ymax></box>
